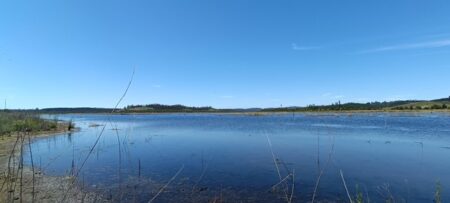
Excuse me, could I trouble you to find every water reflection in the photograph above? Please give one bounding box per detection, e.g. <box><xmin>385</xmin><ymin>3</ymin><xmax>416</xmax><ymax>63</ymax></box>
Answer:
<box><xmin>29</xmin><ymin>113</ymin><xmax>450</xmax><ymax>202</ymax></box>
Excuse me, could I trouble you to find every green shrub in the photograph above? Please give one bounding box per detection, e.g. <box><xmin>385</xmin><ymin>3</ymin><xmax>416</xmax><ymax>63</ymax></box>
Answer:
<box><xmin>431</xmin><ymin>104</ymin><xmax>442</xmax><ymax>109</ymax></box>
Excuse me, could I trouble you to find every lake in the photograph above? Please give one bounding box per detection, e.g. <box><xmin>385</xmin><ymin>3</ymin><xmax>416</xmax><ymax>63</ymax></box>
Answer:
<box><xmin>29</xmin><ymin>113</ymin><xmax>450</xmax><ymax>202</ymax></box>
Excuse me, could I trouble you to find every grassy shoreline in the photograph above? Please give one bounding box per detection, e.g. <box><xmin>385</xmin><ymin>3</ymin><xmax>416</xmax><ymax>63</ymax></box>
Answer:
<box><xmin>0</xmin><ymin>113</ymin><xmax>105</xmax><ymax>202</ymax></box>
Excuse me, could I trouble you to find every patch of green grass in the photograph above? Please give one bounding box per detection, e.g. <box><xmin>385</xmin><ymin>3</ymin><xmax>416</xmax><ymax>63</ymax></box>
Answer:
<box><xmin>0</xmin><ymin>112</ymin><xmax>58</xmax><ymax>136</ymax></box>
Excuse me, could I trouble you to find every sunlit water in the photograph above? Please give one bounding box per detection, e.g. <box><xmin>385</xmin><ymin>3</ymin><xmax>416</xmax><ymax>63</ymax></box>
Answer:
<box><xmin>27</xmin><ymin>113</ymin><xmax>450</xmax><ymax>202</ymax></box>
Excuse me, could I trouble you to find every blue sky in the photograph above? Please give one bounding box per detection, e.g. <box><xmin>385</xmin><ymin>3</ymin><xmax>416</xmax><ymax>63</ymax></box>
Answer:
<box><xmin>1</xmin><ymin>0</ymin><xmax>450</xmax><ymax>109</ymax></box>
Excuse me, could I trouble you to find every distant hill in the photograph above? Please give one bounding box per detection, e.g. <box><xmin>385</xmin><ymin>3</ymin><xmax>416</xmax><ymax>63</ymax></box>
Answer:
<box><xmin>263</xmin><ymin>97</ymin><xmax>450</xmax><ymax>112</ymax></box>
<box><xmin>389</xmin><ymin>97</ymin><xmax>450</xmax><ymax>110</ymax></box>
<box><xmin>123</xmin><ymin>104</ymin><xmax>263</xmax><ymax>113</ymax></box>
<box><xmin>124</xmin><ymin>104</ymin><xmax>216</xmax><ymax>113</ymax></box>
<box><xmin>124</xmin><ymin>98</ymin><xmax>450</xmax><ymax>113</ymax></box>
<box><xmin>39</xmin><ymin>107</ymin><xmax>114</xmax><ymax>114</ymax></box>
<box><xmin>432</xmin><ymin>97</ymin><xmax>450</xmax><ymax>102</ymax></box>
<box><xmin>4</xmin><ymin>97</ymin><xmax>449</xmax><ymax>114</ymax></box>
<box><xmin>263</xmin><ymin>100</ymin><xmax>416</xmax><ymax>112</ymax></box>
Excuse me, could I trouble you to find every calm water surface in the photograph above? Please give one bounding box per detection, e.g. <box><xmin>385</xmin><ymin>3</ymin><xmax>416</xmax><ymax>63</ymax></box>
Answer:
<box><xmin>29</xmin><ymin>113</ymin><xmax>450</xmax><ymax>202</ymax></box>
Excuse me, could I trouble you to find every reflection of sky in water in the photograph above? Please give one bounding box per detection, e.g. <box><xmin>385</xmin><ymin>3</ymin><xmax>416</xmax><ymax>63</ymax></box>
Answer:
<box><xmin>31</xmin><ymin>113</ymin><xmax>450</xmax><ymax>202</ymax></box>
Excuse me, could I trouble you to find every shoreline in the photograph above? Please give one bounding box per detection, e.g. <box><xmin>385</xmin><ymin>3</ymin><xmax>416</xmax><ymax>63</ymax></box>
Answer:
<box><xmin>41</xmin><ymin>109</ymin><xmax>450</xmax><ymax>116</ymax></box>
<box><xmin>0</xmin><ymin>127</ymin><xmax>105</xmax><ymax>203</ymax></box>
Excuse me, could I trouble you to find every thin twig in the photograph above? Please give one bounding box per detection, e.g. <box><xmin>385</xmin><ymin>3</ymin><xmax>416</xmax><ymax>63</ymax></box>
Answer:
<box><xmin>138</xmin><ymin>159</ymin><xmax>141</xmax><ymax>179</ymax></box>
<box><xmin>266</xmin><ymin>134</ymin><xmax>289</xmax><ymax>202</ymax></box>
<box><xmin>312</xmin><ymin>135</ymin><xmax>335</xmax><ymax>202</ymax></box>
<box><xmin>340</xmin><ymin>169</ymin><xmax>353</xmax><ymax>203</ymax></box>
<box><xmin>148</xmin><ymin>164</ymin><xmax>185</xmax><ymax>203</ymax></box>
<box><xmin>111</xmin><ymin>122</ymin><xmax>123</xmax><ymax>202</ymax></box>
<box><xmin>61</xmin><ymin>68</ymin><xmax>135</xmax><ymax>202</ymax></box>
<box><xmin>78</xmin><ymin>68</ymin><xmax>134</xmax><ymax>176</ymax></box>
<box><xmin>289</xmin><ymin>169</ymin><xmax>295</xmax><ymax>203</ymax></box>
<box><xmin>266</xmin><ymin>135</ymin><xmax>282</xmax><ymax>180</ymax></box>
<box><xmin>19</xmin><ymin>133</ymin><xmax>24</xmax><ymax>203</ymax></box>
<box><xmin>269</xmin><ymin>174</ymin><xmax>291</xmax><ymax>191</ymax></box>
<box><xmin>28</xmin><ymin>134</ymin><xmax>35</xmax><ymax>203</ymax></box>
<box><xmin>192</xmin><ymin>163</ymin><xmax>208</xmax><ymax>193</ymax></box>
<box><xmin>0</xmin><ymin>135</ymin><xmax>19</xmax><ymax>192</ymax></box>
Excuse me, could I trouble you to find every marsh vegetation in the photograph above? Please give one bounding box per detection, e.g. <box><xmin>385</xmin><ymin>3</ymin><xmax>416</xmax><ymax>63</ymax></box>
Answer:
<box><xmin>0</xmin><ymin>112</ymin><xmax>88</xmax><ymax>202</ymax></box>
<box><xmin>0</xmin><ymin>112</ymin><xmax>59</xmax><ymax>136</ymax></box>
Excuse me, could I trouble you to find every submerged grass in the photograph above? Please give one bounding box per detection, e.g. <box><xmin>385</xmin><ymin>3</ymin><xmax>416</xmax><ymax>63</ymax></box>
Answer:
<box><xmin>435</xmin><ymin>181</ymin><xmax>442</xmax><ymax>203</ymax></box>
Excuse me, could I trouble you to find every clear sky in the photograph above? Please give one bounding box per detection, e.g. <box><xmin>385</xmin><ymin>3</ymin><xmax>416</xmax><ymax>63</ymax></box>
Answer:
<box><xmin>1</xmin><ymin>0</ymin><xmax>450</xmax><ymax>109</ymax></box>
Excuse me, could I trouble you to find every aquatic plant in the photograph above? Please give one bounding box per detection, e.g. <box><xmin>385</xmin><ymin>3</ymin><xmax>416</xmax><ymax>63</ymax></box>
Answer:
<box><xmin>355</xmin><ymin>184</ymin><xmax>364</xmax><ymax>203</ymax></box>
<box><xmin>434</xmin><ymin>181</ymin><xmax>442</xmax><ymax>203</ymax></box>
<box><xmin>67</xmin><ymin>119</ymin><xmax>75</xmax><ymax>131</ymax></box>
<box><xmin>340</xmin><ymin>170</ymin><xmax>353</xmax><ymax>203</ymax></box>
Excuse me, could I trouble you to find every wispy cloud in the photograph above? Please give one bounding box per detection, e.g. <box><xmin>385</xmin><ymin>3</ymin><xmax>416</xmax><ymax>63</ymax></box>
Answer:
<box><xmin>291</xmin><ymin>43</ymin><xmax>321</xmax><ymax>51</ymax></box>
<box><xmin>152</xmin><ymin>84</ymin><xmax>161</xmax><ymax>88</ymax></box>
<box><xmin>359</xmin><ymin>39</ymin><xmax>450</xmax><ymax>53</ymax></box>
